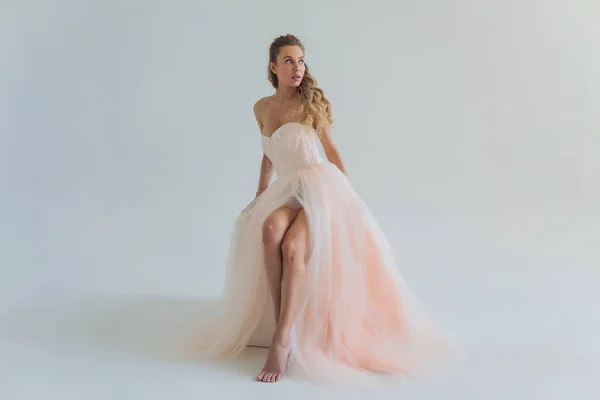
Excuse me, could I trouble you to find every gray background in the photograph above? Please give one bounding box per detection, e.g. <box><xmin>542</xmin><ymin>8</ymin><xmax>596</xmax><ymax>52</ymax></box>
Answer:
<box><xmin>1</xmin><ymin>0</ymin><xmax>599</xmax><ymax>397</ymax></box>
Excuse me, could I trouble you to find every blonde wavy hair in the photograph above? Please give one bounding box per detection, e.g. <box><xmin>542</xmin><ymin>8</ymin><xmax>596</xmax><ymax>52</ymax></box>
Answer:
<box><xmin>267</xmin><ymin>34</ymin><xmax>334</xmax><ymax>135</ymax></box>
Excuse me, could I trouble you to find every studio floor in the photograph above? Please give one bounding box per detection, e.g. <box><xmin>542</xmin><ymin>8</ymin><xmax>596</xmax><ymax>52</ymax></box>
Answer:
<box><xmin>1</xmin><ymin>297</ymin><xmax>597</xmax><ymax>400</ymax></box>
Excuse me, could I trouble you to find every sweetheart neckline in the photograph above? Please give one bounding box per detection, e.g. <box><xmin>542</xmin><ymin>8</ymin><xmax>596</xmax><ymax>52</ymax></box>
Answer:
<box><xmin>261</xmin><ymin>121</ymin><xmax>309</xmax><ymax>139</ymax></box>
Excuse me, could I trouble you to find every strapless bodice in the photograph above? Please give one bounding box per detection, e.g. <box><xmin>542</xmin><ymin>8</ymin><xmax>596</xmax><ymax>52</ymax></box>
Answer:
<box><xmin>261</xmin><ymin>122</ymin><xmax>326</xmax><ymax>179</ymax></box>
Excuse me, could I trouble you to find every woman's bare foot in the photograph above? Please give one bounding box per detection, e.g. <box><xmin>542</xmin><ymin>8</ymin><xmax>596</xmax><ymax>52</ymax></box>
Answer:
<box><xmin>256</xmin><ymin>338</ymin><xmax>290</xmax><ymax>383</ymax></box>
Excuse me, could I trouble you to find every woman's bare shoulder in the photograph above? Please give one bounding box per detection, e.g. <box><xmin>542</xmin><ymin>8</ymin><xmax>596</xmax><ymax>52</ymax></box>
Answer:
<box><xmin>254</xmin><ymin>95</ymin><xmax>277</xmax><ymax>110</ymax></box>
<box><xmin>254</xmin><ymin>96</ymin><xmax>279</xmax><ymax>128</ymax></box>
<box><xmin>253</xmin><ymin>96</ymin><xmax>272</xmax><ymax>130</ymax></box>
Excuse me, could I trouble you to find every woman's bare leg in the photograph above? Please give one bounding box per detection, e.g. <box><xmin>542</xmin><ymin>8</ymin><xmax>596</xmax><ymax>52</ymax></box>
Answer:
<box><xmin>257</xmin><ymin>208</ymin><xmax>308</xmax><ymax>383</ymax></box>
<box><xmin>261</xmin><ymin>205</ymin><xmax>301</xmax><ymax>324</ymax></box>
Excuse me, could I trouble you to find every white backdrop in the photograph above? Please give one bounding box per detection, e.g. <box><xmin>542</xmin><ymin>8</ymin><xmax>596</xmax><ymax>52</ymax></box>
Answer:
<box><xmin>1</xmin><ymin>0</ymin><xmax>599</xmax><ymax>357</ymax></box>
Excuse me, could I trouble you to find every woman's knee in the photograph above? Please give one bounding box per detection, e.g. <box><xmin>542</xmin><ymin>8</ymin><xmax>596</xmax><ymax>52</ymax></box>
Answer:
<box><xmin>262</xmin><ymin>217</ymin><xmax>286</xmax><ymax>247</ymax></box>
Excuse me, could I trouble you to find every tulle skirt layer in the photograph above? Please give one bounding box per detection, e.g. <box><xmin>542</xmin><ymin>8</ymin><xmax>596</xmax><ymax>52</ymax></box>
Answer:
<box><xmin>189</xmin><ymin>161</ymin><xmax>462</xmax><ymax>384</ymax></box>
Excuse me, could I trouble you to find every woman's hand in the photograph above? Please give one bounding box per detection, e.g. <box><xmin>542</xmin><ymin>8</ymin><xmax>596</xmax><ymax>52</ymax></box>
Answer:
<box><xmin>242</xmin><ymin>191</ymin><xmax>263</xmax><ymax>214</ymax></box>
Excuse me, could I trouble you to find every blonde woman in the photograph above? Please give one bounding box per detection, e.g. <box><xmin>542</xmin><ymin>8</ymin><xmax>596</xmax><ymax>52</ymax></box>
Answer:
<box><xmin>195</xmin><ymin>34</ymin><xmax>461</xmax><ymax>384</ymax></box>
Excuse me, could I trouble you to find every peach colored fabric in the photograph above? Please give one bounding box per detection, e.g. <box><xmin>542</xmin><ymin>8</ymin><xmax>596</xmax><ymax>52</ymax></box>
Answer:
<box><xmin>189</xmin><ymin>123</ymin><xmax>462</xmax><ymax>384</ymax></box>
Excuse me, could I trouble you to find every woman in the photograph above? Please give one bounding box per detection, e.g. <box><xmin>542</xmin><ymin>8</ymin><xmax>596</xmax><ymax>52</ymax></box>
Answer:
<box><xmin>194</xmin><ymin>34</ymin><xmax>461</xmax><ymax>384</ymax></box>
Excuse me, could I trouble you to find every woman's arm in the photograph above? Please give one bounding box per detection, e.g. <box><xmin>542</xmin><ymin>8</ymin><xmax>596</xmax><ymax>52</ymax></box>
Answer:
<box><xmin>255</xmin><ymin>153</ymin><xmax>274</xmax><ymax>196</ymax></box>
<box><xmin>318</xmin><ymin>123</ymin><xmax>347</xmax><ymax>175</ymax></box>
<box><xmin>254</xmin><ymin>99</ymin><xmax>274</xmax><ymax>196</ymax></box>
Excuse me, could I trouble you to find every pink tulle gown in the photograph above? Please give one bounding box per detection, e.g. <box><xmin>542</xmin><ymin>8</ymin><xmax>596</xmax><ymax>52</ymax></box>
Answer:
<box><xmin>191</xmin><ymin>122</ymin><xmax>462</xmax><ymax>384</ymax></box>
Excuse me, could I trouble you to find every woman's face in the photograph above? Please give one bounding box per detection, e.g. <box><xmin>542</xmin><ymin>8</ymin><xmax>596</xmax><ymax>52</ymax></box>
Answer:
<box><xmin>271</xmin><ymin>45</ymin><xmax>305</xmax><ymax>88</ymax></box>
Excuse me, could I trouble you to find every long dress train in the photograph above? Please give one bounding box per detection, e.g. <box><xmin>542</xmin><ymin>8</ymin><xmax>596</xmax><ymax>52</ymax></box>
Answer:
<box><xmin>189</xmin><ymin>122</ymin><xmax>462</xmax><ymax>384</ymax></box>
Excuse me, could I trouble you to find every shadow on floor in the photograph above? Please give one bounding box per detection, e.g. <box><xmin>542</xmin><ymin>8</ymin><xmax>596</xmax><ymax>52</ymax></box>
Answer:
<box><xmin>0</xmin><ymin>296</ymin><xmax>269</xmax><ymax>379</ymax></box>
